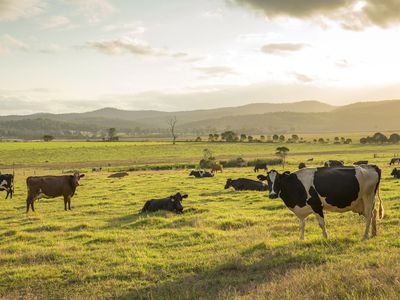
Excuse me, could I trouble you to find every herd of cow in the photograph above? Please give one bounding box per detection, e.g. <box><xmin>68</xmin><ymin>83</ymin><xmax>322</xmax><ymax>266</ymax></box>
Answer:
<box><xmin>0</xmin><ymin>157</ymin><xmax>398</xmax><ymax>240</ymax></box>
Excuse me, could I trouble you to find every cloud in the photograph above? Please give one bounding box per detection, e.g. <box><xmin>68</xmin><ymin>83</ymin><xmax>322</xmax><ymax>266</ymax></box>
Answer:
<box><xmin>0</xmin><ymin>35</ymin><xmax>29</xmax><ymax>53</ymax></box>
<box><xmin>291</xmin><ymin>72</ymin><xmax>314</xmax><ymax>83</ymax></box>
<box><xmin>41</xmin><ymin>15</ymin><xmax>72</xmax><ymax>29</ymax></box>
<box><xmin>64</xmin><ymin>0</ymin><xmax>115</xmax><ymax>23</ymax></box>
<box><xmin>335</xmin><ymin>59</ymin><xmax>350</xmax><ymax>68</ymax></box>
<box><xmin>194</xmin><ymin>66</ymin><xmax>237</xmax><ymax>78</ymax></box>
<box><xmin>0</xmin><ymin>0</ymin><xmax>45</xmax><ymax>21</ymax></box>
<box><xmin>261</xmin><ymin>43</ymin><xmax>307</xmax><ymax>55</ymax></box>
<box><xmin>103</xmin><ymin>22</ymin><xmax>146</xmax><ymax>34</ymax></box>
<box><xmin>233</xmin><ymin>0</ymin><xmax>400</xmax><ymax>29</ymax></box>
<box><xmin>202</xmin><ymin>9</ymin><xmax>223</xmax><ymax>19</ymax></box>
<box><xmin>87</xmin><ymin>37</ymin><xmax>187</xmax><ymax>58</ymax></box>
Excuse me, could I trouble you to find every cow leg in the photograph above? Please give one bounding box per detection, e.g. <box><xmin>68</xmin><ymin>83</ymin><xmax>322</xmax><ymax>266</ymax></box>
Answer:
<box><xmin>64</xmin><ymin>197</ymin><xmax>68</xmax><ymax>211</ymax></box>
<box><xmin>371</xmin><ymin>208</ymin><xmax>378</xmax><ymax>237</ymax></box>
<box><xmin>299</xmin><ymin>218</ymin><xmax>306</xmax><ymax>240</ymax></box>
<box><xmin>26</xmin><ymin>195</ymin><xmax>34</xmax><ymax>213</ymax></box>
<box><xmin>307</xmin><ymin>187</ymin><xmax>327</xmax><ymax>239</ymax></box>
<box><xmin>31</xmin><ymin>201</ymin><xmax>35</xmax><ymax>212</ymax></box>
<box><xmin>362</xmin><ymin>195</ymin><xmax>376</xmax><ymax>240</ymax></box>
<box><xmin>5</xmin><ymin>191</ymin><xmax>9</xmax><ymax>199</ymax></box>
<box><xmin>68</xmin><ymin>197</ymin><xmax>72</xmax><ymax>210</ymax></box>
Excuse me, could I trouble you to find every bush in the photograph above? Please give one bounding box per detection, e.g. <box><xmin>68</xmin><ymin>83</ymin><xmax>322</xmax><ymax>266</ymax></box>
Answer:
<box><xmin>199</xmin><ymin>159</ymin><xmax>215</xmax><ymax>169</ymax></box>
<box><xmin>247</xmin><ymin>158</ymin><xmax>283</xmax><ymax>166</ymax></box>
<box><xmin>220</xmin><ymin>157</ymin><xmax>246</xmax><ymax>168</ymax></box>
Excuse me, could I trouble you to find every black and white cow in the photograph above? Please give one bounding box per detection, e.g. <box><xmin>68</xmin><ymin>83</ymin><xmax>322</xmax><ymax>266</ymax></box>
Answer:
<box><xmin>140</xmin><ymin>192</ymin><xmax>188</xmax><ymax>213</ymax></box>
<box><xmin>391</xmin><ymin>168</ymin><xmax>400</xmax><ymax>179</ymax></box>
<box><xmin>258</xmin><ymin>165</ymin><xmax>383</xmax><ymax>240</ymax></box>
<box><xmin>0</xmin><ymin>174</ymin><xmax>14</xmax><ymax>199</ymax></box>
<box><xmin>189</xmin><ymin>170</ymin><xmax>214</xmax><ymax>178</ymax></box>
<box><xmin>225</xmin><ymin>178</ymin><xmax>268</xmax><ymax>191</ymax></box>
<box><xmin>324</xmin><ymin>160</ymin><xmax>344</xmax><ymax>167</ymax></box>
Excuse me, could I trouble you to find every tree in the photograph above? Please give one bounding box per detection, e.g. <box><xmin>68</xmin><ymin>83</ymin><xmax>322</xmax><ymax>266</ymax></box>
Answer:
<box><xmin>240</xmin><ymin>134</ymin><xmax>247</xmax><ymax>142</ymax></box>
<box><xmin>221</xmin><ymin>131</ymin><xmax>238</xmax><ymax>142</ymax></box>
<box><xmin>213</xmin><ymin>134</ymin><xmax>219</xmax><ymax>141</ymax></box>
<box><xmin>360</xmin><ymin>137</ymin><xmax>367</xmax><ymax>144</ymax></box>
<box><xmin>279</xmin><ymin>135</ymin><xmax>285</xmax><ymax>142</ymax></box>
<box><xmin>334</xmin><ymin>137</ymin><xmax>339</xmax><ymax>142</ymax></box>
<box><xmin>107</xmin><ymin>128</ymin><xmax>118</xmax><ymax>141</ymax></box>
<box><xmin>43</xmin><ymin>135</ymin><xmax>54</xmax><ymax>142</ymax></box>
<box><xmin>372</xmin><ymin>132</ymin><xmax>387</xmax><ymax>144</ymax></box>
<box><xmin>208</xmin><ymin>134</ymin><xmax>214</xmax><ymax>142</ymax></box>
<box><xmin>272</xmin><ymin>134</ymin><xmax>279</xmax><ymax>142</ymax></box>
<box><xmin>276</xmin><ymin>146</ymin><xmax>289</xmax><ymax>168</ymax></box>
<box><xmin>389</xmin><ymin>133</ymin><xmax>400</xmax><ymax>144</ymax></box>
<box><xmin>167</xmin><ymin>116</ymin><xmax>178</xmax><ymax>145</ymax></box>
<box><xmin>260</xmin><ymin>135</ymin><xmax>265</xmax><ymax>142</ymax></box>
<box><xmin>318</xmin><ymin>138</ymin><xmax>325</xmax><ymax>144</ymax></box>
<box><xmin>247</xmin><ymin>135</ymin><xmax>253</xmax><ymax>142</ymax></box>
<box><xmin>195</xmin><ymin>136</ymin><xmax>202</xmax><ymax>142</ymax></box>
<box><xmin>344</xmin><ymin>138</ymin><xmax>352</xmax><ymax>144</ymax></box>
<box><xmin>291</xmin><ymin>134</ymin><xmax>299</xmax><ymax>142</ymax></box>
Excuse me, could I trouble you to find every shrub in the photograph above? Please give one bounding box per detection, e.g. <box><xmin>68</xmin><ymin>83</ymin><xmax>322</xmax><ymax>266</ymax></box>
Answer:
<box><xmin>220</xmin><ymin>157</ymin><xmax>246</xmax><ymax>168</ymax></box>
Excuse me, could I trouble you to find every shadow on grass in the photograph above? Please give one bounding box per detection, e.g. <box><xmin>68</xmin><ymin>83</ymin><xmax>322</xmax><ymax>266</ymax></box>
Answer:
<box><xmin>118</xmin><ymin>237</ymin><xmax>357</xmax><ymax>300</ymax></box>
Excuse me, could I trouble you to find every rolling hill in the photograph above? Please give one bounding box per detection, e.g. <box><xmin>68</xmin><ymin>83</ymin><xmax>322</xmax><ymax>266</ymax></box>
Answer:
<box><xmin>0</xmin><ymin>100</ymin><xmax>398</xmax><ymax>139</ymax></box>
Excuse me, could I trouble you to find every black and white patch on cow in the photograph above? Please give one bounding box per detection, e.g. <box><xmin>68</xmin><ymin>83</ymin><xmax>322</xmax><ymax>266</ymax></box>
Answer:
<box><xmin>261</xmin><ymin>166</ymin><xmax>383</xmax><ymax>240</ymax></box>
<box><xmin>0</xmin><ymin>174</ymin><xmax>14</xmax><ymax>199</ymax></box>
<box><xmin>324</xmin><ymin>160</ymin><xmax>344</xmax><ymax>167</ymax></box>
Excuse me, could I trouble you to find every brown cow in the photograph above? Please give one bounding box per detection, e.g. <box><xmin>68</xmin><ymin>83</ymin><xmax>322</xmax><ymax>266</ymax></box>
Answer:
<box><xmin>26</xmin><ymin>173</ymin><xmax>85</xmax><ymax>212</ymax></box>
<box><xmin>211</xmin><ymin>164</ymin><xmax>223</xmax><ymax>173</ymax></box>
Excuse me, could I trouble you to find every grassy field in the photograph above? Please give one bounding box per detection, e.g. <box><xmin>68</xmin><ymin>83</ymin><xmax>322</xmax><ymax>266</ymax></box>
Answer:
<box><xmin>0</xmin><ymin>141</ymin><xmax>399</xmax><ymax>299</ymax></box>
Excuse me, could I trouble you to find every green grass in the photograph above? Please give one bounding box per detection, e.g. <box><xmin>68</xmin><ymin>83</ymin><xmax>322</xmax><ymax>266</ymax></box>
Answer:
<box><xmin>0</xmin><ymin>141</ymin><xmax>399</xmax><ymax>299</ymax></box>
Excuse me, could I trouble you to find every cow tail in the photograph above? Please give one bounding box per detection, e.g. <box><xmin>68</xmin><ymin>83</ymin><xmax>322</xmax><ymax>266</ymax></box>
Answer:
<box><xmin>371</xmin><ymin>165</ymin><xmax>384</xmax><ymax>219</ymax></box>
<box><xmin>12</xmin><ymin>163</ymin><xmax>15</xmax><ymax>195</ymax></box>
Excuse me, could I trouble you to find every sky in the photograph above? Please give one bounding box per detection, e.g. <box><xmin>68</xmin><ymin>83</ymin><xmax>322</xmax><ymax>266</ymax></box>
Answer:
<box><xmin>1</xmin><ymin>0</ymin><xmax>400</xmax><ymax>115</ymax></box>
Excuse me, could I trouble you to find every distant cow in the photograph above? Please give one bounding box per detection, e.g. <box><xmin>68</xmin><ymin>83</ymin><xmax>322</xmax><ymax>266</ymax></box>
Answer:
<box><xmin>354</xmin><ymin>160</ymin><xmax>368</xmax><ymax>165</ymax></box>
<box><xmin>211</xmin><ymin>164</ymin><xmax>223</xmax><ymax>173</ymax></box>
<box><xmin>189</xmin><ymin>170</ymin><xmax>214</xmax><ymax>178</ymax></box>
<box><xmin>307</xmin><ymin>158</ymin><xmax>314</xmax><ymax>162</ymax></box>
<box><xmin>26</xmin><ymin>173</ymin><xmax>85</xmax><ymax>212</ymax></box>
<box><xmin>225</xmin><ymin>178</ymin><xmax>268</xmax><ymax>191</ymax></box>
<box><xmin>0</xmin><ymin>174</ymin><xmax>14</xmax><ymax>199</ymax></box>
<box><xmin>298</xmin><ymin>162</ymin><xmax>306</xmax><ymax>169</ymax></box>
<box><xmin>324</xmin><ymin>160</ymin><xmax>344</xmax><ymax>167</ymax></box>
<box><xmin>391</xmin><ymin>168</ymin><xmax>400</xmax><ymax>179</ymax></box>
<box><xmin>108</xmin><ymin>172</ymin><xmax>129</xmax><ymax>178</ymax></box>
<box><xmin>389</xmin><ymin>158</ymin><xmax>400</xmax><ymax>165</ymax></box>
<box><xmin>141</xmin><ymin>192</ymin><xmax>188</xmax><ymax>213</ymax></box>
<box><xmin>254</xmin><ymin>163</ymin><xmax>267</xmax><ymax>173</ymax></box>
<box><xmin>259</xmin><ymin>165</ymin><xmax>383</xmax><ymax>240</ymax></box>
<box><xmin>92</xmin><ymin>167</ymin><xmax>102</xmax><ymax>172</ymax></box>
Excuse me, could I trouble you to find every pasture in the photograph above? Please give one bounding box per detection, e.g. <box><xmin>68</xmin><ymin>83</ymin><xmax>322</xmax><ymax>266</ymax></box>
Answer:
<box><xmin>0</xmin><ymin>141</ymin><xmax>399</xmax><ymax>299</ymax></box>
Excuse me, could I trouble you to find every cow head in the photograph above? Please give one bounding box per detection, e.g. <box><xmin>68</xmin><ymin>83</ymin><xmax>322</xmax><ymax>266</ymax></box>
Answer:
<box><xmin>72</xmin><ymin>173</ymin><xmax>85</xmax><ymax>187</ymax></box>
<box><xmin>266</xmin><ymin>170</ymin><xmax>290</xmax><ymax>199</ymax></box>
<box><xmin>170</xmin><ymin>192</ymin><xmax>188</xmax><ymax>212</ymax></box>
<box><xmin>224</xmin><ymin>178</ymin><xmax>232</xmax><ymax>189</ymax></box>
<box><xmin>189</xmin><ymin>170</ymin><xmax>196</xmax><ymax>176</ymax></box>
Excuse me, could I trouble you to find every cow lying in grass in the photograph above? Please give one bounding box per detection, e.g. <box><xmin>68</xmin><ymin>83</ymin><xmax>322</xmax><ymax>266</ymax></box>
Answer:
<box><xmin>258</xmin><ymin>165</ymin><xmax>383</xmax><ymax>240</ymax></box>
<box><xmin>391</xmin><ymin>168</ymin><xmax>400</xmax><ymax>179</ymax></box>
<box><xmin>225</xmin><ymin>178</ymin><xmax>268</xmax><ymax>191</ymax></box>
<box><xmin>189</xmin><ymin>170</ymin><xmax>214</xmax><ymax>178</ymax></box>
<box><xmin>141</xmin><ymin>192</ymin><xmax>188</xmax><ymax>213</ymax></box>
<box><xmin>26</xmin><ymin>173</ymin><xmax>85</xmax><ymax>212</ymax></box>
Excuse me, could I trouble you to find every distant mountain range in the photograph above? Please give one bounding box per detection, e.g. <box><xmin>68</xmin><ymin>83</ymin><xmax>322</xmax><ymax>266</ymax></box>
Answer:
<box><xmin>0</xmin><ymin>100</ymin><xmax>399</xmax><ymax>139</ymax></box>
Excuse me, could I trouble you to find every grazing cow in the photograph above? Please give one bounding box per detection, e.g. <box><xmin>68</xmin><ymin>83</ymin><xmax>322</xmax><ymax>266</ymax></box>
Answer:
<box><xmin>141</xmin><ymin>192</ymin><xmax>188</xmax><ymax>213</ymax></box>
<box><xmin>225</xmin><ymin>178</ymin><xmax>268</xmax><ymax>191</ymax></box>
<box><xmin>108</xmin><ymin>172</ymin><xmax>129</xmax><ymax>178</ymax></box>
<box><xmin>92</xmin><ymin>167</ymin><xmax>102</xmax><ymax>172</ymax></box>
<box><xmin>0</xmin><ymin>174</ymin><xmax>14</xmax><ymax>199</ymax></box>
<box><xmin>211</xmin><ymin>164</ymin><xmax>223</xmax><ymax>173</ymax></box>
<box><xmin>298</xmin><ymin>162</ymin><xmax>306</xmax><ymax>169</ymax></box>
<box><xmin>307</xmin><ymin>158</ymin><xmax>314</xmax><ymax>162</ymax></box>
<box><xmin>391</xmin><ymin>168</ymin><xmax>400</xmax><ymax>179</ymax></box>
<box><xmin>254</xmin><ymin>163</ymin><xmax>267</xmax><ymax>173</ymax></box>
<box><xmin>189</xmin><ymin>170</ymin><xmax>214</xmax><ymax>178</ymax></box>
<box><xmin>258</xmin><ymin>165</ymin><xmax>383</xmax><ymax>240</ymax></box>
<box><xmin>324</xmin><ymin>160</ymin><xmax>344</xmax><ymax>167</ymax></box>
<box><xmin>26</xmin><ymin>173</ymin><xmax>85</xmax><ymax>212</ymax></box>
<box><xmin>389</xmin><ymin>158</ymin><xmax>400</xmax><ymax>165</ymax></box>
<box><xmin>354</xmin><ymin>160</ymin><xmax>368</xmax><ymax>165</ymax></box>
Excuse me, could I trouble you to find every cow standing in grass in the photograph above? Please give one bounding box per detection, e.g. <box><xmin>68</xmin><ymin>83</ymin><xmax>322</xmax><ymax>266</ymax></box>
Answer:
<box><xmin>211</xmin><ymin>164</ymin><xmax>223</xmax><ymax>173</ymax></box>
<box><xmin>258</xmin><ymin>165</ymin><xmax>383</xmax><ymax>240</ymax></box>
<box><xmin>254</xmin><ymin>163</ymin><xmax>267</xmax><ymax>173</ymax></box>
<box><xmin>0</xmin><ymin>174</ymin><xmax>14</xmax><ymax>199</ymax></box>
<box><xmin>26</xmin><ymin>173</ymin><xmax>85</xmax><ymax>212</ymax></box>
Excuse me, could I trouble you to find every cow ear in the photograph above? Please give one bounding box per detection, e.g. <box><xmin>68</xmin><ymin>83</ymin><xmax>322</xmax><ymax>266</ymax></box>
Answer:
<box><xmin>80</xmin><ymin>174</ymin><xmax>85</xmax><ymax>178</ymax></box>
<box><xmin>182</xmin><ymin>194</ymin><xmax>188</xmax><ymax>199</ymax></box>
